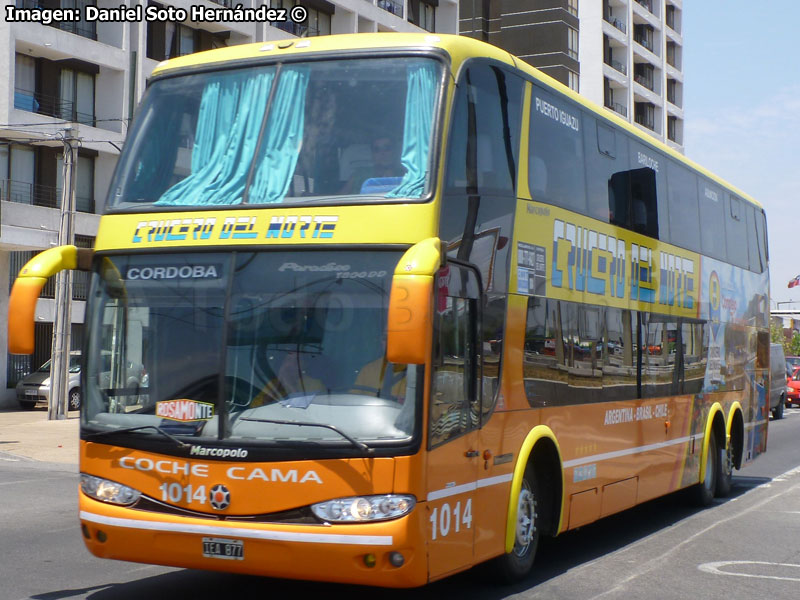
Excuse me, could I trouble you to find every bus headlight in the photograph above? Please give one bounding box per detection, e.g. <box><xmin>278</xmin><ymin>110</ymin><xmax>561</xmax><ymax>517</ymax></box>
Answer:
<box><xmin>81</xmin><ymin>474</ymin><xmax>141</xmax><ymax>506</ymax></box>
<box><xmin>311</xmin><ymin>494</ymin><xmax>415</xmax><ymax>523</ymax></box>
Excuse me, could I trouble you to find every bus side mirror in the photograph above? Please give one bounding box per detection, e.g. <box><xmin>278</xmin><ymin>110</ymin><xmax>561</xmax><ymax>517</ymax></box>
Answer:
<box><xmin>386</xmin><ymin>238</ymin><xmax>442</xmax><ymax>365</ymax></box>
<box><xmin>8</xmin><ymin>246</ymin><xmax>93</xmax><ymax>355</ymax></box>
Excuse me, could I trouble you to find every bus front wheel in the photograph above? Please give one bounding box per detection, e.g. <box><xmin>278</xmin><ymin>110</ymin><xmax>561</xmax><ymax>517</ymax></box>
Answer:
<box><xmin>490</xmin><ymin>466</ymin><xmax>540</xmax><ymax>582</ymax></box>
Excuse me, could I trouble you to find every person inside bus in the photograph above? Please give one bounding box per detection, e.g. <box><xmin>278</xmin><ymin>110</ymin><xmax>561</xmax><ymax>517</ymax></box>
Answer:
<box><xmin>350</xmin><ymin>333</ymin><xmax>407</xmax><ymax>402</ymax></box>
<box><xmin>340</xmin><ymin>135</ymin><xmax>403</xmax><ymax>194</ymax></box>
<box><xmin>352</xmin><ymin>354</ymin><xmax>407</xmax><ymax>401</ymax></box>
<box><xmin>251</xmin><ymin>350</ymin><xmax>328</xmax><ymax>407</ymax></box>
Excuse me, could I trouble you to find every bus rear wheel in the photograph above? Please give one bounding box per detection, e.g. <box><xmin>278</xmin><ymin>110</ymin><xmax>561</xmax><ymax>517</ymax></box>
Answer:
<box><xmin>489</xmin><ymin>466</ymin><xmax>540</xmax><ymax>582</ymax></box>
<box><xmin>692</xmin><ymin>433</ymin><xmax>718</xmax><ymax>506</ymax></box>
<box><xmin>716</xmin><ymin>439</ymin><xmax>733</xmax><ymax>498</ymax></box>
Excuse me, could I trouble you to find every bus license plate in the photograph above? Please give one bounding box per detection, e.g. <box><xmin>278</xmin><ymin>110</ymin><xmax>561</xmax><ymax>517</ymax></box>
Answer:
<box><xmin>202</xmin><ymin>537</ymin><xmax>244</xmax><ymax>560</ymax></box>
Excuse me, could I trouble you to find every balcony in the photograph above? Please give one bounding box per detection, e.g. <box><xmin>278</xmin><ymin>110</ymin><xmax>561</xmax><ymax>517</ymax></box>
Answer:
<box><xmin>604</xmin><ymin>100</ymin><xmax>627</xmax><ymax>118</ymax></box>
<box><xmin>634</xmin><ymin>73</ymin><xmax>654</xmax><ymax>91</ymax></box>
<box><xmin>14</xmin><ymin>87</ymin><xmax>95</xmax><ymax>126</ymax></box>
<box><xmin>634</xmin><ymin>112</ymin><xmax>655</xmax><ymax>131</ymax></box>
<box><xmin>635</xmin><ymin>0</ymin><xmax>653</xmax><ymax>14</ymax></box>
<box><xmin>377</xmin><ymin>0</ymin><xmax>403</xmax><ymax>18</ymax></box>
<box><xmin>604</xmin><ymin>13</ymin><xmax>627</xmax><ymax>34</ymax></box>
<box><xmin>634</xmin><ymin>33</ymin><xmax>654</xmax><ymax>53</ymax></box>
<box><xmin>15</xmin><ymin>0</ymin><xmax>97</xmax><ymax>41</ymax></box>
<box><xmin>0</xmin><ymin>179</ymin><xmax>94</xmax><ymax>213</ymax></box>
<box><xmin>605</xmin><ymin>58</ymin><xmax>627</xmax><ymax>75</ymax></box>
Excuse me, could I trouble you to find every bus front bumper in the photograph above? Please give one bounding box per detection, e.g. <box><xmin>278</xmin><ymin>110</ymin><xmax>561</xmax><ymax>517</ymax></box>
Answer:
<box><xmin>79</xmin><ymin>496</ymin><xmax>428</xmax><ymax>588</ymax></box>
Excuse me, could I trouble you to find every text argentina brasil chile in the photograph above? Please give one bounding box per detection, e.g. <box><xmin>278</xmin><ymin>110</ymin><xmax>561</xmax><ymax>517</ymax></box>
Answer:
<box><xmin>551</xmin><ymin>219</ymin><xmax>696</xmax><ymax>310</ymax></box>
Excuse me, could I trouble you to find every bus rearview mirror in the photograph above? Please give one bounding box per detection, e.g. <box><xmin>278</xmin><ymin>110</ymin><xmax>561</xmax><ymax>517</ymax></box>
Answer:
<box><xmin>8</xmin><ymin>246</ymin><xmax>93</xmax><ymax>355</ymax></box>
<box><xmin>386</xmin><ymin>274</ymin><xmax>433</xmax><ymax>365</ymax></box>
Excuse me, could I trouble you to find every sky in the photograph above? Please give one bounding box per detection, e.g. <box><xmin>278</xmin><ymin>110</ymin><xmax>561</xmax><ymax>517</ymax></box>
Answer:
<box><xmin>681</xmin><ymin>1</ymin><xmax>800</xmax><ymax>309</ymax></box>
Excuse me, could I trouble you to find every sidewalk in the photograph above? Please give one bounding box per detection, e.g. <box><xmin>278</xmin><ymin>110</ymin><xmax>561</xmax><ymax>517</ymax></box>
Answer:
<box><xmin>0</xmin><ymin>407</ymin><xmax>80</xmax><ymax>464</ymax></box>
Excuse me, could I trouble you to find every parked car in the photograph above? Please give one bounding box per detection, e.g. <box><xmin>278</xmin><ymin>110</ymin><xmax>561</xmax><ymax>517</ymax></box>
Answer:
<box><xmin>15</xmin><ymin>351</ymin><xmax>82</xmax><ymax>411</ymax></box>
<box><xmin>787</xmin><ymin>367</ymin><xmax>800</xmax><ymax>407</ymax></box>
<box><xmin>769</xmin><ymin>343</ymin><xmax>787</xmax><ymax>419</ymax></box>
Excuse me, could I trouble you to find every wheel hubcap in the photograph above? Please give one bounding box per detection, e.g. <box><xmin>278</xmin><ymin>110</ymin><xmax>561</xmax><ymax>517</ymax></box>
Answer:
<box><xmin>514</xmin><ymin>483</ymin><xmax>537</xmax><ymax>555</ymax></box>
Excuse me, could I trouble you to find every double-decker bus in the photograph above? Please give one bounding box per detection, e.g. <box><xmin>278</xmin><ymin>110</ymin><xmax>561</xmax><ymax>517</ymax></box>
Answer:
<box><xmin>8</xmin><ymin>33</ymin><xmax>770</xmax><ymax>587</ymax></box>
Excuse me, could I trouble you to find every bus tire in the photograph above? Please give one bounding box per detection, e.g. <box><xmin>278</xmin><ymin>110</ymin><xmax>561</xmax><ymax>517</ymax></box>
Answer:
<box><xmin>489</xmin><ymin>465</ymin><xmax>540</xmax><ymax>583</ymax></box>
<box><xmin>716</xmin><ymin>438</ymin><xmax>733</xmax><ymax>498</ymax></box>
<box><xmin>692</xmin><ymin>432</ymin><xmax>718</xmax><ymax>507</ymax></box>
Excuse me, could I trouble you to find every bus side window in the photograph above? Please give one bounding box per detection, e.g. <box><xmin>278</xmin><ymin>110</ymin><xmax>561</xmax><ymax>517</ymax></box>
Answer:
<box><xmin>746</xmin><ymin>203</ymin><xmax>765</xmax><ymax>273</ymax></box>
<box><xmin>529</xmin><ymin>85</ymin><xmax>586</xmax><ymax>213</ymax></box>
<box><xmin>429</xmin><ymin>266</ymin><xmax>481</xmax><ymax>447</ymax></box>
<box><xmin>444</xmin><ymin>63</ymin><xmax>523</xmax><ymax>197</ymax></box>
<box><xmin>666</xmin><ymin>159</ymin><xmax>700</xmax><ymax>252</ymax></box>
<box><xmin>725</xmin><ymin>194</ymin><xmax>749</xmax><ymax>269</ymax></box>
<box><xmin>698</xmin><ymin>178</ymin><xmax>727</xmax><ymax>260</ymax></box>
<box><xmin>585</xmin><ymin>118</ymin><xmax>627</xmax><ymax>222</ymax></box>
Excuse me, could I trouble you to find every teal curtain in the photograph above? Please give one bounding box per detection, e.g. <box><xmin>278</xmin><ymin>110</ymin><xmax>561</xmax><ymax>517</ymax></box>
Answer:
<box><xmin>155</xmin><ymin>69</ymin><xmax>274</xmax><ymax>206</ymax></box>
<box><xmin>248</xmin><ymin>66</ymin><xmax>310</xmax><ymax>204</ymax></box>
<box><xmin>387</xmin><ymin>61</ymin><xmax>438</xmax><ymax>199</ymax></box>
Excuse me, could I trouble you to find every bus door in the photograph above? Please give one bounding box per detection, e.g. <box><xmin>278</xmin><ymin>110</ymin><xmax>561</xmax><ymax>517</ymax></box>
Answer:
<box><xmin>426</xmin><ymin>262</ymin><xmax>482</xmax><ymax>578</ymax></box>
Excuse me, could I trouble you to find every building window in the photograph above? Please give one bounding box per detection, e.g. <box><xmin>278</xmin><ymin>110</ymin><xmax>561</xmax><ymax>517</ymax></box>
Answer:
<box><xmin>408</xmin><ymin>0</ymin><xmax>435</xmax><ymax>32</ymax></box>
<box><xmin>666</xmin><ymin>42</ymin><xmax>679</xmax><ymax>68</ymax></box>
<box><xmin>567</xmin><ymin>26</ymin><xmax>579</xmax><ymax>60</ymax></box>
<box><xmin>13</xmin><ymin>54</ymin><xmax>38</xmax><ymax>113</ymax></box>
<box><xmin>634</xmin><ymin>102</ymin><xmax>656</xmax><ymax>131</ymax></box>
<box><xmin>271</xmin><ymin>0</ymin><xmax>332</xmax><ymax>37</ymax></box>
<box><xmin>667</xmin><ymin>116</ymin><xmax>678</xmax><ymax>143</ymax></box>
<box><xmin>667</xmin><ymin>79</ymin><xmax>677</xmax><ymax>105</ymax></box>
<box><xmin>666</xmin><ymin>4</ymin><xmax>679</xmax><ymax>32</ymax></box>
<box><xmin>634</xmin><ymin>62</ymin><xmax>654</xmax><ymax>91</ymax></box>
<box><xmin>634</xmin><ymin>24</ymin><xmax>655</xmax><ymax>53</ymax></box>
<box><xmin>0</xmin><ymin>143</ymin><xmax>95</xmax><ymax>213</ymax></box>
<box><xmin>568</xmin><ymin>0</ymin><xmax>578</xmax><ymax>17</ymax></box>
<box><xmin>147</xmin><ymin>3</ymin><xmax>224</xmax><ymax>60</ymax></box>
<box><xmin>306</xmin><ymin>7</ymin><xmax>332</xmax><ymax>36</ymax></box>
<box><xmin>568</xmin><ymin>70</ymin><xmax>579</xmax><ymax>92</ymax></box>
<box><xmin>59</xmin><ymin>69</ymin><xmax>95</xmax><ymax>126</ymax></box>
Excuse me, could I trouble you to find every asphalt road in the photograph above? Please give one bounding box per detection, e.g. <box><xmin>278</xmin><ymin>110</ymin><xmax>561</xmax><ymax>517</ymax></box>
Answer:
<box><xmin>2</xmin><ymin>409</ymin><xmax>800</xmax><ymax>600</ymax></box>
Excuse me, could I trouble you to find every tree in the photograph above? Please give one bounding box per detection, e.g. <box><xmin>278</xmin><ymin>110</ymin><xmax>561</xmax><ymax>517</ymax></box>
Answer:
<box><xmin>789</xmin><ymin>331</ymin><xmax>800</xmax><ymax>357</ymax></box>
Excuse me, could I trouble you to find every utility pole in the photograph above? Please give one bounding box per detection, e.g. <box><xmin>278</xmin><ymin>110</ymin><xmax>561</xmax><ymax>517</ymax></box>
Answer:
<box><xmin>48</xmin><ymin>128</ymin><xmax>79</xmax><ymax>420</ymax></box>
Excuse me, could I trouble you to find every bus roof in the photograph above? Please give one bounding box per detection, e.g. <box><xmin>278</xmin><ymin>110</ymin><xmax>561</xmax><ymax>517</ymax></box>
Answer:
<box><xmin>151</xmin><ymin>32</ymin><xmax>760</xmax><ymax>210</ymax></box>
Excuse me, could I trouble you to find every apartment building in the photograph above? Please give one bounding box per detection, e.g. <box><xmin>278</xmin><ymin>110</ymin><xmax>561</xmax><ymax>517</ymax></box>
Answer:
<box><xmin>459</xmin><ymin>0</ymin><xmax>684</xmax><ymax>151</ymax></box>
<box><xmin>0</xmin><ymin>0</ymin><xmax>457</xmax><ymax>407</ymax></box>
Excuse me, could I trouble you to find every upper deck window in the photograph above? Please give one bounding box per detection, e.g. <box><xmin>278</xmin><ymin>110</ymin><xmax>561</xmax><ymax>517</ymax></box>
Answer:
<box><xmin>107</xmin><ymin>56</ymin><xmax>443</xmax><ymax>211</ymax></box>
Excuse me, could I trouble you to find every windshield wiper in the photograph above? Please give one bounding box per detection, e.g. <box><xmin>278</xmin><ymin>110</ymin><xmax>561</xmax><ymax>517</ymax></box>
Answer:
<box><xmin>85</xmin><ymin>425</ymin><xmax>190</xmax><ymax>449</ymax></box>
<box><xmin>238</xmin><ymin>417</ymin><xmax>374</xmax><ymax>456</ymax></box>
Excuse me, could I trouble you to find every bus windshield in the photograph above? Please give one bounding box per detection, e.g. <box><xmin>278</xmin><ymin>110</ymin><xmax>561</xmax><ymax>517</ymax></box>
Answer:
<box><xmin>83</xmin><ymin>251</ymin><xmax>417</xmax><ymax>448</ymax></box>
<box><xmin>107</xmin><ymin>56</ymin><xmax>442</xmax><ymax>210</ymax></box>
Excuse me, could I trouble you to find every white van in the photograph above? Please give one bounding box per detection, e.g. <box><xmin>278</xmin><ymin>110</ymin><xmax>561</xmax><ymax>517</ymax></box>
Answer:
<box><xmin>769</xmin><ymin>343</ymin><xmax>787</xmax><ymax>420</ymax></box>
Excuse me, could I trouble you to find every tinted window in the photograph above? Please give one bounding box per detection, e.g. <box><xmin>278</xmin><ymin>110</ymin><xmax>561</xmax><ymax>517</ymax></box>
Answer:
<box><xmin>698</xmin><ymin>178</ymin><xmax>726</xmax><ymax>259</ymax></box>
<box><xmin>667</xmin><ymin>160</ymin><xmax>700</xmax><ymax>251</ymax></box>
<box><xmin>529</xmin><ymin>85</ymin><xmax>586</xmax><ymax>212</ymax></box>
<box><xmin>746</xmin><ymin>204</ymin><xmax>765</xmax><ymax>273</ymax></box>
<box><xmin>445</xmin><ymin>64</ymin><xmax>524</xmax><ymax>196</ymax></box>
<box><xmin>429</xmin><ymin>265</ymin><xmax>481</xmax><ymax>447</ymax></box>
<box><xmin>755</xmin><ymin>207</ymin><xmax>768</xmax><ymax>270</ymax></box>
<box><xmin>725</xmin><ymin>195</ymin><xmax>748</xmax><ymax>269</ymax></box>
<box><xmin>607</xmin><ymin>139</ymin><xmax>662</xmax><ymax>238</ymax></box>
<box><xmin>585</xmin><ymin>117</ymin><xmax>630</xmax><ymax>223</ymax></box>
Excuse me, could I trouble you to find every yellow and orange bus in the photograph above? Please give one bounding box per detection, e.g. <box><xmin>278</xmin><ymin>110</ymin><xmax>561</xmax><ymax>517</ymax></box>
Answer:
<box><xmin>8</xmin><ymin>33</ymin><xmax>770</xmax><ymax>587</ymax></box>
